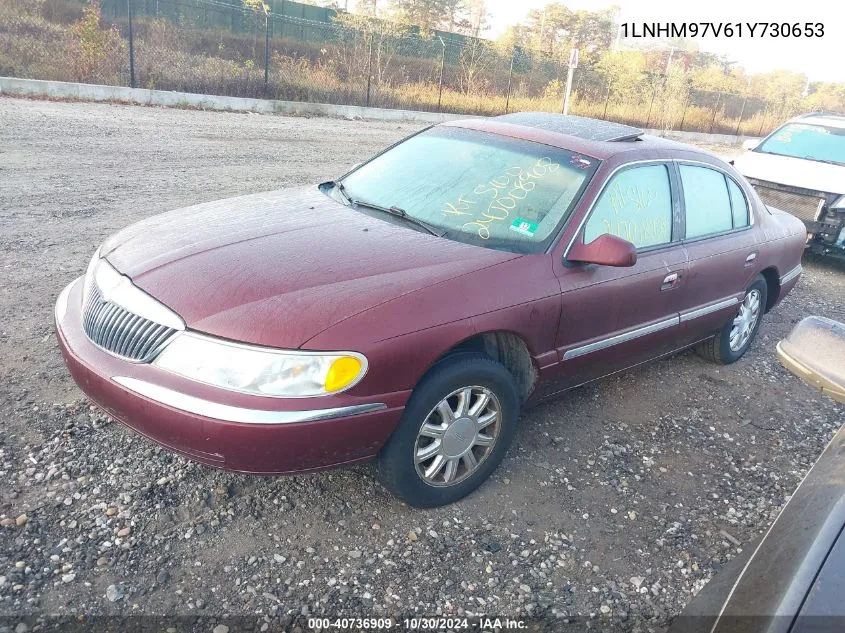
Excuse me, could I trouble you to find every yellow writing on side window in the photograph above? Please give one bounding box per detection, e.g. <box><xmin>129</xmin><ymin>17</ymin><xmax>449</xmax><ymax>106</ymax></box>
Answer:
<box><xmin>440</xmin><ymin>158</ymin><xmax>561</xmax><ymax>240</ymax></box>
<box><xmin>601</xmin><ymin>182</ymin><xmax>668</xmax><ymax>246</ymax></box>
<box><xmin>602</xmin><ymin>217</ymin><xmax>671</xmax><ymax>246</ymax></box>
<box><xmin>608</xmin><ymin>182</ymin><xmax>656</xmax><ymax>213</ymax></box>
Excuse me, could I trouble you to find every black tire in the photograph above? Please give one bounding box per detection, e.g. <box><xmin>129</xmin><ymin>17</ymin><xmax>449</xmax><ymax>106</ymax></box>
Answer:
<box><xmin>697</xmin><ymin>275</ymin><xmax>768</xmax><ymax>365</ymax></box>
<box><xmin>376</xmin><ymin>353</ymin><xmax>520</xmax><ymax>508</ymax></box>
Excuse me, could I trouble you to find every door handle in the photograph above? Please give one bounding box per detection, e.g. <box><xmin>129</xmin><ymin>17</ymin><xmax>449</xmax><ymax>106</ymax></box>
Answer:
<box><xmin>661</xmin><ymin>272</ymin><xmax>680</xmax><ymax>291</ymax></box>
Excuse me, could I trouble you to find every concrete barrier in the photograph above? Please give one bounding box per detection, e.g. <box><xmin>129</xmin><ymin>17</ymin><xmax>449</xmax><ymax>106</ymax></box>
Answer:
<box><xmin>0</xmin><ymin>77</ymin><xmax>470</xmax><ymax>124</ymax></box>
<box><xmin>1</xmin><ymin>76</ymin><xmax>760</xmax><ymax>144</ymax></box>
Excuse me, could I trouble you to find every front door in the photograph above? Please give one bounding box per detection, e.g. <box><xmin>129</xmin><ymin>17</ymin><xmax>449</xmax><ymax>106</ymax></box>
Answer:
<box><xmin>544</xmin><ymin>162</ymin><xmax>690</xmax><ymax>394</ymax></box>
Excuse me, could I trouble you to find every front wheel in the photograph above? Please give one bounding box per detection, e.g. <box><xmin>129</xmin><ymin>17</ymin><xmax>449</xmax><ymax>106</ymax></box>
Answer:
<box><xmin>376</xmin><ymin>354</ymin><xmax>520</xmax><ymax>508</ymax></box>
<box><xmin>698</xmin><ymin>275</ymin><xmax>768</xmax><ymax>364</ymax></box>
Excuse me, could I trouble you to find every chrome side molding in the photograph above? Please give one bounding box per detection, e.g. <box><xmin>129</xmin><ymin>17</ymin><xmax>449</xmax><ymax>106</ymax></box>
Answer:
<box><xmin>780</xmin><ymin>264</ymin><xmax>803</xmax><ymax>285</ymax></box>
<box><xmin>679</xmin><ymin>297</ymin><xmax>740</xmax><ymax>323</ymax></box>
<box><xmin>564</xmin><ymin>294</ymin><xmax>743</xmax><ymax>361</ymax></box>
<box><xmin>563</xmin><ymin>316</ymin><xmax>680</xmax><ymax>360</ymax></box>
<box><xmin>111</xmin><ymin>376</ymin><xmax>387</xmax><ymax>425</ymax></box>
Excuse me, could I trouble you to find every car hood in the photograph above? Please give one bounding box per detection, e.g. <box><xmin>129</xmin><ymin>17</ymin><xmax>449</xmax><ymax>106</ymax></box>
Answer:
<box><xmin>733</xmin><ymin>150</ymin><xmax>845</xmax><ymax>195</ymax></box>
<box><xmin>102</xmin><ymin>186</ymin><xmax>518</xmax><ymax>348</ymax></box>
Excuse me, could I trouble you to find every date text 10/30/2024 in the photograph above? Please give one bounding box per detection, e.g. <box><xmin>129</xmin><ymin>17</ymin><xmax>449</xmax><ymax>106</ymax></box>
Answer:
<box><xmin>307</xmin><ymin>617</ymin><xmax>528</xmax><ymax>631</ymax></box>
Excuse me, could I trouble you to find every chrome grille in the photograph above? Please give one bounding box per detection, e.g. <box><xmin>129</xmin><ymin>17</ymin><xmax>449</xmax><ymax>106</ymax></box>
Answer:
<box><xmin>752</xmin><ymin>184</ymin><xmax>825</xmax><ymax>222</ymax></box>
<box><xmin>82</xmin><ymin>285</ymin><xmax>177</xmax><ymax>361</ymax></box>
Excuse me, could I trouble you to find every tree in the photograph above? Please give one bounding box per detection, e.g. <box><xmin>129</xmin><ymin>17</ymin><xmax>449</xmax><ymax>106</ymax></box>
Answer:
<box><xmin>522</xmin><ymin>3</ymin><xmax>574</xmax><ymax>57</ymax></box>
<box><xmin>568</xmin><ymin>8</ymin><xmax>613</xmax><ymax>63</ymax></box>
<box><xmin>68</xmin><ymin>0</ymin><xmax>123</xmax><ymax>83</ymax></box>
<box><xmin>595</xmin><ymin>50</ymin><xmax>646</xmax><ymax>100</ymax></box>
<box><xmin>333</xmin><ymin>9</ymin><xmax>407</xmax><ymax>88</ymax></box>
<box><xmin>242</xmin><ymin>0</ymin><xmax>268</xmax><ymax>11</ymax></box>
<box><xmin>690</xmin><ymin>65</ymin><xmax>745</xmax><ymax>94</ymax></box>
<box><xmin>457</xmin><ymin>37</ymin><xmax>492</xmax><ymax>93</ymax></box>
<box><xmin>805</xmin><ymin>83</ymin><xmax>845</xmax><ymax>112</ymax></box>
<box><xmin>355</xmin><ymin>0</ymin><xmax>379</xmax><ymax>16</ymax></box>
<box><xmin>388</xmin><ymin>0</ymin><xmax>451</xmax><ymax>35</ymax></box>
<box><xmin>520</xmin><ymin>3</ymin><xmax>611</xmax><ymax>64</ymax></box>
<box><xmin>451</xmin><ymin>0</ymin><xmax>489</xmax><ymax>37</ymax></box>
<box><xmin>495</xmin><ymin>25</ymin><xmax>526</xmax><ymax>56</ymax></box>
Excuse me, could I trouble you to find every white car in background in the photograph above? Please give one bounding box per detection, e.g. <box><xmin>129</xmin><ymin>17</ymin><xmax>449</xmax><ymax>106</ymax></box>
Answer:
<box><xmin>733</xmin><ymin>112</ymin><xmax>845</xmax><ymax>260</ymax></box>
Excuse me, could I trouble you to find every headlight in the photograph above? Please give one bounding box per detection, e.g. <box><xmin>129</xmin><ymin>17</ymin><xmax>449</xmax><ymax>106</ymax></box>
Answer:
<box><xmin>154</xmin><ymin>333</ymin><xmax>367</xmax><ymax>397</ymax></box>
<box><xmin>832</xmin><ymin>195</ymin><xmax>845</xmax><ymax>210</ymax></box>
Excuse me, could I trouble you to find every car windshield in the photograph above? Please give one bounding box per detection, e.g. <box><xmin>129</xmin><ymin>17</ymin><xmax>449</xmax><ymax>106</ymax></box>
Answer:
<box><xmin>757</xmin><ymin>122</ymin><xmax>845</xmax><ymax>166</ymax></box>
<box><xmin>338</xmin><ymin>126</ymin><xmax>600</xmax><ymax>253</ymax></box>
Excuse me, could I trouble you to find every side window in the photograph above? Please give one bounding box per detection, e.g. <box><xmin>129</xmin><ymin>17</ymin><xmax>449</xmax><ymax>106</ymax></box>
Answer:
<box><xmin>584</xmin><ymin>164</ymin><xmax>673</xmax><ymax>249</ymax></box>
<box><xmin>680</xmin><ymin>165</ymin><xmax>733</xmax><ymax>238</ymax></box>
<box><xmin>727</xmin><ymin>177</ymin><xmax>750</xmax><ymax>228</ymax></box>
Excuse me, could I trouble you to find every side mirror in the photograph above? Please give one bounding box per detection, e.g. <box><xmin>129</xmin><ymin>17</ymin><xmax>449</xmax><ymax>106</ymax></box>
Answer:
<box><xmin>567</xmin><ymin>233</ymin><xmax>637</xmax><ymax>267</ymax></box>
<box><xmin>741</xmin><ymin>139</ymin><xmax>759</xmax><ymax>151</ymax></box>
<box><xmin>777</xmin><ymin>316</ymin><xmax>845</xmax><ymax>404</ymax></box>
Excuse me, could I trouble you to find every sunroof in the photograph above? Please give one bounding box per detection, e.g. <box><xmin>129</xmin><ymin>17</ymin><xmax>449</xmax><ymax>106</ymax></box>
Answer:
<box><xmin>495</xmin><ymin>112</ymin><xmax>644</xmax><ymax>142</ymax></box>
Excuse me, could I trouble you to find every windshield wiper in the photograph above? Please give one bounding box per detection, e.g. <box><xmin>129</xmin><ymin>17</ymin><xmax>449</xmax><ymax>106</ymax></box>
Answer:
<box><xmin>353</xmin><ymin>198</ymin><xmax>445</xmax><ymax>237</ymax></box>
<box><xmin>325</xmin><ymin>181</ymin><xmax>444</xmax><ymax>237</ymax></box>
<box><xmin>355</xmin><ymin>200</ymin><xmax>445</xmax><ymax>237</ymax></box>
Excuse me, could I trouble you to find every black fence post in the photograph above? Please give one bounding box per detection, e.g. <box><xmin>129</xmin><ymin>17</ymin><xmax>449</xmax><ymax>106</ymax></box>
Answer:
<box><xmin>127</xmin><ymin>0</ymin><xmax>135</xmax><ymax>88</ymax></box>
<box><xmin>602</xmin><ymin>81</ymin><xmax>612</xmax><ymax>118</ymax></box>
<box><xmin>504</xmin><ymin>51</ymin><xmax>514</xmax><ymax>114</ymax></box>
<box><xmin>263</xmin><ymin>9</ymin><xmax>270</xmax><ymax>98</ymax></box>
<box><xmin>679</xmin><ymin>103</ymin><xmax>688</xmax><ymax>131</ymax></box>
<box><xmin>709</xmin><ymin>92</ymin><xmax>721</xmax><ymax>133</ymax></box>
<box><xmin>645</xmin><ymin>82</ymin><xmax>657</xmax><ymax>128</ymax></box>
<box><xmin>735</xmin><ymin>93</ymin><xmax>748</xmax><ymax>136</ymax></box>
<box><xmin>437</xmin><ymin>37</ymin><xmax>445</xmax><ymax>112</ymax></box>
<box><xmin>365</xmin><ymin>32</ymin><xmax>373</xmax><ymax>108</ymax></box>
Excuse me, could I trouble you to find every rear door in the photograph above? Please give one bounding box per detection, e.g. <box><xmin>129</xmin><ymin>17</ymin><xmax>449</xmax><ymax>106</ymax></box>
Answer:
<box><xmin>545</xmin><ymin>161</ymin><xmax>690</xmax><ymax>394</ymax></box>
<box><xmin>675</xmin><ymin>162</ymin><xmax>761</xmax><ymax>344</ymax></box>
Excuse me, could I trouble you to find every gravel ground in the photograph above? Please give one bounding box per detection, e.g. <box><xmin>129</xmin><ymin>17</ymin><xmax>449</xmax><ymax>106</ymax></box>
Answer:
<box><xmin>1</xmin><ymin>97</ymin><xmax>844</xmax><ymax>631</ymax></box>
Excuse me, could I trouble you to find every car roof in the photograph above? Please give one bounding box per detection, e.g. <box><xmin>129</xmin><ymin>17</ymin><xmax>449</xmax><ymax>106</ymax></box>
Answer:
<box><xmin>494</xmin><ymin>112</ymin><xmax>644</xmax><ymax>142</ymax></box>
<box><xmin>442</xmin><ymin>113</ymin><xmax>706</xmax><ymax>161</ymax></box>
<box><xmin>790</xmin><ymin>112</ymin><xmax>845</xmax><ymax>129</ymax></box>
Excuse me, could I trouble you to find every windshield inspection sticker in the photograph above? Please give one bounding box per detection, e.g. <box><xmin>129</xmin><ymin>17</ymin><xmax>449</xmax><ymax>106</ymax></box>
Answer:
<box><xmin>570</xmin><ymin>155</ymin><xmax>593</xmax><ymax>169</ymax></box>
<box><xmin>510</xmin><ymin>218</ymin><xmax>538</xmax><ymax>236</ymax></box>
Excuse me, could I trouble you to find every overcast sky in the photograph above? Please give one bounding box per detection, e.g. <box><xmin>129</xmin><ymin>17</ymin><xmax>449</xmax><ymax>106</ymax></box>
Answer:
<box><xmin>344</xmin><ymin>0</ymin><xmax>843</xmax><ymax>82</ymax></box>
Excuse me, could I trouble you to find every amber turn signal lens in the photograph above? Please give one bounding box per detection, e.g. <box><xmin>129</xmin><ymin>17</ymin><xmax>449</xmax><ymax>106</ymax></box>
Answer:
<box><xmin>324</xmin><ymin>356</ymin><xmax>363</xmax><ymax>392</ymax></box>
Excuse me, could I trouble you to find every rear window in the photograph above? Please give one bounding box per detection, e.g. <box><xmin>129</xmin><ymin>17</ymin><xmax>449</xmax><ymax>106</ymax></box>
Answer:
<box><xmin>339</xmin><ymin>127</ymin><xmax>600</xmax><ymax>253</ymax></box>
<box><xmin>680</xmin><ymin>165</ymin><xmax>733</xmax><ymax>238</ymax></box>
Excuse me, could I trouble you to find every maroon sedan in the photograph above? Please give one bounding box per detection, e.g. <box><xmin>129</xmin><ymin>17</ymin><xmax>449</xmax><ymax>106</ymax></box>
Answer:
<box><xmin>55</xmin><ymin>113</ymin><xmax>805</xmax><ymax>507</ymax></box>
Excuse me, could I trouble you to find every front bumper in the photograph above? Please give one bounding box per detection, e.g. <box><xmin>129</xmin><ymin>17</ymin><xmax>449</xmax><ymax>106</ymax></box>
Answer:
<box><xmin>55</xmin><ymin>277</ymin><xmax>408</xmax><ymax>474</ymax></box>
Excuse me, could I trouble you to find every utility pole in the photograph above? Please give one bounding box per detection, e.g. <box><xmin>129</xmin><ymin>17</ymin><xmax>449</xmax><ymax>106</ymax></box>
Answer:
<box><xmin>127</xmin><ymin>0</ymin><xmax>135</xmax><ymax>88</ymax></box>
<box><xmin>263</xmin><ymin>3</ymin><xmax>270</xmax><ymax>98</ymax></box>
<box><xmin>437</xmin><ymin>36</ymin><xmax>446</xmax><ymax>112</ymax></box>
<box><xmin>562</xmin><ymin>47</ymin><xmax>578</xmax><ymax>115</ymax></box>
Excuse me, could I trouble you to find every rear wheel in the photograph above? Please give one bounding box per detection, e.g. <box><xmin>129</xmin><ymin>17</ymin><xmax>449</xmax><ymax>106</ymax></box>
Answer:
<box><xmin>377</xmin><ymin>354</ymin><xmax>519</xmax><ymax>508</ymax></box>
<box><xmin>697</xmin><ymin>276</ymin><xmax>767</xmax><ymax>364</ymax></box>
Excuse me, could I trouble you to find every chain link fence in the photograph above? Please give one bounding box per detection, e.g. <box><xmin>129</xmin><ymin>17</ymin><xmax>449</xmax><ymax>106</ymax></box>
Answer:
<box><xmin>3</xmin><ymin>0</ymin><xmax>838</xmax><ymax>135</ymax></box>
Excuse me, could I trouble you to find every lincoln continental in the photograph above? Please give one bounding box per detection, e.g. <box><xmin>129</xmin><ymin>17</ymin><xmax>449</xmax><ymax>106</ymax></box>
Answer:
<box><xmin>55</xmin><ymin>113</ymin><xmax>806</xmax><ymax>507</ymax></box>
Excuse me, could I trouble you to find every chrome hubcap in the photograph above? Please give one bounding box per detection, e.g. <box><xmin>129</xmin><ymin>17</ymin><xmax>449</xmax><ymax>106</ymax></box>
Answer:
<box><xmin>729</xmin><ymin>289</ymin><xmax>761</xmax><ymax>352</ymax></box>
<box><xmin>414</xmin><ymin>386</ymin><xmax>501</xmax><ymax>487</ymax></box>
